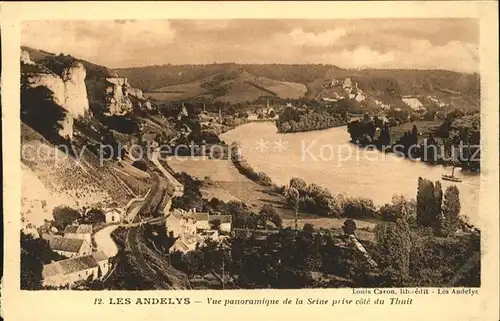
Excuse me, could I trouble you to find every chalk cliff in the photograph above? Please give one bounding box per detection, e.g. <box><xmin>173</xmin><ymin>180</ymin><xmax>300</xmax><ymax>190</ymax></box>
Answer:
<box><xmin>23</xmin><ymin>54</ymin><xmax>90</xmax><ymax>119</ymax></box>
<box><xmin>104</xmin><ymin>77</ymin><xmax>146</xmax><ymax>115</ymax></box>
<box><xmin>22</xmin><ymin>51</ymin><xmax>92</xmax><ymax>139</ymax></box>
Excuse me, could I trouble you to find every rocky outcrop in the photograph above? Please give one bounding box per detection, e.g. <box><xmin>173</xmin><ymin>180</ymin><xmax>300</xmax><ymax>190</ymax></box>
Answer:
<box><xmin>23</xmin><ymin>58</ymin><xmax>90</xmax><ymax>118</ymax></box>
<box><xmin>21</xmin><ymin>50</ymin><xmax>35</xmax><ymax>65</ymax></box>
<box><xmin>22</xmin><ymin>51</ymin><xmax>91</xmax><ymax>139</ymax></box>
<box><xmin>61</xmin><ymin>62</ymin><xmax>90</xmax><ymax>118</ymax></box>
<box><xmin>104</xmin><ymin>77</ymin><xmax>147</xmax><ymax>115</ymax></box>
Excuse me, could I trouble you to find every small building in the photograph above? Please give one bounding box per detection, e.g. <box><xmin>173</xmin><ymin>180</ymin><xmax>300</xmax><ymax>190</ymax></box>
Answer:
<box><xmin>402</xmin><ymin>98</ymin><xmax>426</xmax><ymax>112</ymax></box>
<box><xmin>42</xmin><ymin>234</ymin><xmax>92</xmax><ymax>258</ymax></box>
<box><xmin>166</xmin><ymin>209</ymin><xmax>198</xmax><ymax>238</ymax></box>
<box><xmin>169</xmin><ymin>234</ymin><xmax>199</xmax><ymax>254</ymax></box>
<box><xmin>105</xmin><ymin>208</ymin><xmax>124</xmax><ymax>223</ymax></box>
<box><xmin>42</xmin><ymin>251</ymin><xmax>109</xmax><ymax>287</ymax></box>
<box><xmin>64</xmin><ymin>224</ymin><xmax>93</xmax><ymax>243</ymax></box>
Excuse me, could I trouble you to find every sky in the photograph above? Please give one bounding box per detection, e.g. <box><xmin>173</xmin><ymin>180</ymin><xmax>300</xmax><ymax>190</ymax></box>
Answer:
<box><xmin>22</xmin><ymin>19</ymin><xmax>479</xmax><ymax>73</ymax></box>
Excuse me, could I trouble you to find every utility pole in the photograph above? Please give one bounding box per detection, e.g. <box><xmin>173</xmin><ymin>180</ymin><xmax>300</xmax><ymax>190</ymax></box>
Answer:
<box><xmin>222</xmin><ymin>251</ymin><xmax>225</xmax><ymax>290</ymax></box>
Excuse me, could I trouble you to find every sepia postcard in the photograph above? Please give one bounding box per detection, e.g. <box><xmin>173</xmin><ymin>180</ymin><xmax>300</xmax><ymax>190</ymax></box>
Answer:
<box><xmin>1</xmin><ymin>1</ymin><xmax>499</xmax><ymax>321</ymax></box>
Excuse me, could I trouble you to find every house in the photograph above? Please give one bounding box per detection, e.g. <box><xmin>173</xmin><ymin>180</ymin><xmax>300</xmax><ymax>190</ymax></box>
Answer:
<box><xmin>64</xmin><ymin>224</ymin><xmax>93</xmax><ymax>243</ymax></box>
<box><xmin>190</xmin><ymin>212</ymin><xmax>233</xmax><ymax>232</ymax></box>
<box><xmin>342</xmin><ymin>78</ymin><xmax>353</xmax><ymax>92</ymax></box>
<box><xmin>104</xmin><ymin>207</ymin><xmax>124</xmax><ymax>223</ymax></box>
<box><xmin>166</xmin><ymin>209</ymin><xmax>197</xmax><ymax>238</ymax></box>
<box><xmin>42</xmin><ymin>234</ymin><xmax>92</xmax><ymax>258</ymax></box>
<box><xmin>168</xmin><ymin>234</ymin><xmax>199</xmax><ymax>254</ymax></box>
<box><xmin>402</xmin><ymin>98</ymin><xmax>426</xmax><ymax>112</ymax></box>
<box><xmin>166</xmin><ymin>209</ymin><xmax>231</xmax><ymax>253</ymax></box>
<box><xmin>42</xmin><ymin>251</ymin><xmax>109</xmax><ymax>287</ymax></box>
<box><xmin>354</xmin><ymin>93</ymin><xmax>366</xmax><ymax>103</ymax></box>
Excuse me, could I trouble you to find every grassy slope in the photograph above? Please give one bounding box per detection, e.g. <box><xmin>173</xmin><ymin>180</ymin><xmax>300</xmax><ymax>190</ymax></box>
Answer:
<box><xmin>125</xmin><ymin>63</ymin><xmax>478</xmax><ymax>113</ymax></box>
<box><xmin>389</xmin><ymin>120</ymin><xmax>443</xmax><ymax>144</ymax></box>
<box><xmin>145</xmin><ymin>70</ymin><xmax>307</xmax><ymax>103</ymax></box>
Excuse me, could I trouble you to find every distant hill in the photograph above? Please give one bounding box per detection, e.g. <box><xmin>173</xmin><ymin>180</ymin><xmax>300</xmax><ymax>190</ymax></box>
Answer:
<box><xmin>145</xmin><ymin>70</ymin><xmax>308</xmax><ymax>104</ymax></box>
<box><xmin>115</xmin><ymin>63</ymin><xmax>339</xmax><ymax>91</ymax></box>
<box><xmin>116</xmin><ymin>63</ymin><xmax>480</xmax><ymax>111</ymax></box>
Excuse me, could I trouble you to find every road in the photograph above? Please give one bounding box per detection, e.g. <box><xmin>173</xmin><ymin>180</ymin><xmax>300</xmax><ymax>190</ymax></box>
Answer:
<box><xmin>94</xmin><ymin>225</ymin><xmax>119</xmax><ymax>257</ymax></box>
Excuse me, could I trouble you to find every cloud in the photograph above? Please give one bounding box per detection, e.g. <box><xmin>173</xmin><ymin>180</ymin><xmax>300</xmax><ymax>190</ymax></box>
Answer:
<box><xmin>319</xmin><ymin>40</ymin><xmax>478</xmax><ymax>72</ymax></box>
<box><xmin>274</xmin><ymin>28</ymin><xmax>347</xmax><ymax>47</ymax></box>
<box><xmin>22</xmin><ymin>20</ymin><xmax>176</xmax><ymax>67</ymax></box>
<box><xmin>21</xmin><ymin>19</ymin><xmax>479</xmax><ymax>72</ymax></box>
<box><xmin>336</xmin><ymin>46</ymin><xmax>396</xmax><ymax>68</ymax></box>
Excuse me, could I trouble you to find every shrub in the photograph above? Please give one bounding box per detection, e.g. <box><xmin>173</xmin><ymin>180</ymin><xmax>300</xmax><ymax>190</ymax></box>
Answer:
<box><xmin>52</xmin><ymin>206</ymin><xmax>81</xmax><ymax>231</ymax></box>
<box><xmin>342</xmin><ymin>197</ymin><xmax>377</xmax><ymax>219</ymax></box>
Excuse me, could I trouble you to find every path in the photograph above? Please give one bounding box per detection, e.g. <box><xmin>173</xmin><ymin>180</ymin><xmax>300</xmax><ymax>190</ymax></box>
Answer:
<box><xmin>94</xmin><ymin>225</ymin><xmax>119</xmax><ymax>257</ymax></box>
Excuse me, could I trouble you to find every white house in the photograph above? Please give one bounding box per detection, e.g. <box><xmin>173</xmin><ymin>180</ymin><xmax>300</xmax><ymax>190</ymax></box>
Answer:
<box><xmin>42</xmin><ymin>234</ymin><xmax>92</xmax><ymax>258</ymax></box>
<box><xmin>42</xmin><ymin>251</ymin><xmax>110</xmax><ymax>287</ymax></box>
<box><xmin>354</xmin><ymin>93</ymin><xmax>366</xmax><ymax>103</ymax></box>
<box><xmin>64</xmin><ymin>224</ymin><xmax>93</xmax><ymax>243</ymax></box>
<box><xmin>166</xmin><ymin>209</ymin><xmax>198</xmax><ymax>238</ymax></box>
<box><xmin>402</xmin><ymin>98</ymin><xmax>426</xmax><ymax>112</ymax></box>
<box><xmin>105</xmin><ymin>207</ymin><xmax>124</xmax><ymax>223</ymax></box>
<box><xmin>168</xmin><ymin>232</ymin><xmax>203</xmax><ymax>254</ymax></box>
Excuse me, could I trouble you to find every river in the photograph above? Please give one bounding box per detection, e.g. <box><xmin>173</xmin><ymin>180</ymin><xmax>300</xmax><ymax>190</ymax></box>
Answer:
<box><xmin>221</xmin><ymin>122</ymin><xmax>481</xmax><ymax>227</ymax></box>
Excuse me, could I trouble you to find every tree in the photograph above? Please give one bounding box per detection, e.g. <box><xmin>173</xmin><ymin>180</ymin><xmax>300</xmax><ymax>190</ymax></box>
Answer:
<box><xmin>303</xmin><ymin>223</ymin><xmax>314</xmax><ymax>233</ymax></box>
<box><xmin>182</xmin><ymin>250</ymin><xmax>205</xmax><ymax>276</ymax></box>
<box><xmin>286</xmin><ymin>187</ymin><xmax>300</xmax><ymax>230</ymax></box>
<box><xmin>21</xmin><ymin>232</ymin><xmax>44</xmax><ymax>290</ymax></box>
<box><xmin>423</xmin><ymin>133</ymin><xmax>439</xmax><ymax>163</ymax></box>
<box><xmin>289</xmin><ymin>177</ymin><xmax>307</xmax><ymax>193</ymax></box>
<box><xmin>416</xmin><ymin>178</ymin><xmax>441</xmax><ymax>229</ymax></box>
<box><xmin>342</xmin><ymin>219</ymin><xmax>357</xmax><ymax>235</ymax></box>
<box><xmin>81</xmin><ymin>208</ymin><xmax>105</xmax><ymax>225</ymax></box>
<box><xmin>258</xmin><ymin>204</ymin><xmax>282</xmax><ymax>229</ymax></box>
<box><xmin>433</xmin><ymin>181</ymin><xmax>443</xmax><ymax>230</ymax></box>
<box><xmin>52</xmin><ymin>206</ymin><xmax>81</xmax><ymax>231</ymax></box>
<box><xmin>20</xmin><ymin>232</ymin><xmax>64</xmax><ymax>289</ymax></box>
<box><xmin>210</xmin><ymin>219</ymin><xmax>221</xmax><ymax>231</ymax></box>
<box><xmin>379</xmin><ymin>195</ymin><xmax>416</xmax><ymax>222</ymax></box>
<box><xmin>441</xmin><ymin>186</ymin><xmax>461</xmax><ymax>236</ymax></box>
<box><xmin>374</xmin><ymin>218</ymin><xmax>411</xmax><ymax>284</ymax></box>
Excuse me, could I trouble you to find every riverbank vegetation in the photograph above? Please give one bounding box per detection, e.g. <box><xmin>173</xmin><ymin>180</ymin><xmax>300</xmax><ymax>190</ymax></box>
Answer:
<box><xmin>347</xmin><ymin>111</ymin><xmax>480</xmax><ymax>171</ymax></box>
<box><xmin>276</xmin><ymin>105</ymin><xmax>346</xmax><ymax>133</ymax></box>
<box><xmin>229</xmin><ymin>142</ymin><xmax>274</xmax><ymax>186</ymax></box>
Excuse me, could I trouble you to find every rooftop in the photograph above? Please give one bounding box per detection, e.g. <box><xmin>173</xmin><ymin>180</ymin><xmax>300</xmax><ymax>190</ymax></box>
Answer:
<box><xmin>64</xmin><ymin>224</ymin><xmax>93</xmax><ymax>235</ymax></box>
<box><xmin>42</xmin><ymin>251</ymin><xmax>109</xmax><ymax>279</ymax></box>
<box><xmin>42</xmin><ymin>234</ymin><xmax>86</xmax><ymax>253</ymax></box>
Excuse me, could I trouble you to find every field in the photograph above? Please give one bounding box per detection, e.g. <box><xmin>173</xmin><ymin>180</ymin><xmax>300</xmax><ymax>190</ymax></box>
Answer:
<box><xmin>144</xmin><ymin>71</ymin><xmax>307</xmax><ymax>104</ymax></box>
<box><xmin>390</xmin><ymin>120</ymin><xmax>443</xmax><ymax>144</ymax></box>
<box><xmin>166</xmin><ymin>158</ymin><xmax>249</xmax><ymax>182</ymax></box>
<box><xmin>166</xmin><ymin>157</ymin><xmax>292</xmax><ymax>214</ymax></box>
<box><xmin>251</xmin><ymin>76</ymin><xmax>307</xmax><ymax>99</ymax></box>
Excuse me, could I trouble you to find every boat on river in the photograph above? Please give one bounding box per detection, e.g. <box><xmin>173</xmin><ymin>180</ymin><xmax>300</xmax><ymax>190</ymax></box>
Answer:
<box><xmin>442</xmin><ymin>166</ymin><xmax>463</xmax><ymax>182</ymax></box>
